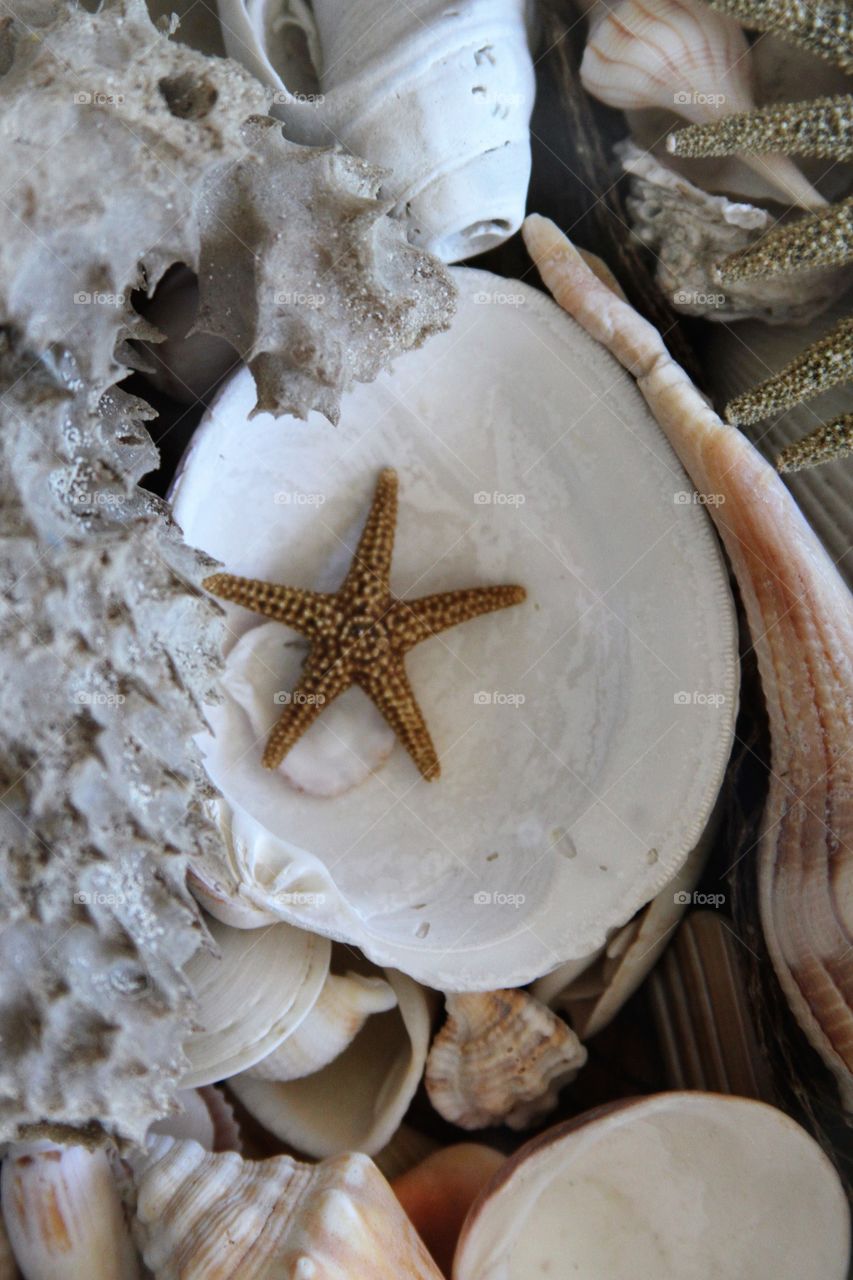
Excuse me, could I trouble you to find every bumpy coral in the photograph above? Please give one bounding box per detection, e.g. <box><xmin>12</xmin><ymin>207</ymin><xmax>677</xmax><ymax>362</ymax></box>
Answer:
<box><xmin>0</xmin><ymin>0</ymin><xmax>454</xmax><ymax>1145</ymax></box>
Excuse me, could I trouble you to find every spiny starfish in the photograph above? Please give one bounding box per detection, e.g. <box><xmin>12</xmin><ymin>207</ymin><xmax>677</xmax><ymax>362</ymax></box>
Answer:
<box><xmin>203</xmin><ymin>468</ymin><xmax>526</xmax><ymax>781</ymax></box>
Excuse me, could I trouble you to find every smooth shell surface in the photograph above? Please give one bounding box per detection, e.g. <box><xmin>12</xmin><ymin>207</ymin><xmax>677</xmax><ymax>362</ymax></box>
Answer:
<box><xmin>454</xmin><ymin>1094</ymin><xmax>850</xmax><ymax>1279</ymax></box>
<box><xmin>172</xmin><ymin>267</ymin><xmax>738</xmax><ymax>990</ymax></box>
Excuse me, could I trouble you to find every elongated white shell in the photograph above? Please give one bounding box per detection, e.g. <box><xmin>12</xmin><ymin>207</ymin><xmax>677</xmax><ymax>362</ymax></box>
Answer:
<box><xmin>426</xmin><ymin>990</ymin><xmax>586</xmax><ymax>1130</ymax></box>
<box><xmin>180</xmin><ymin>917</ymin><xmax>330</xmax><ymax>1087</ymax></box>
<box><xmin>2</xmin><ymin>1144</ymin><xmax>139</xmax><ymax>1280</ymax></box>
<box><xmin>171</xmin><ymin>267</ymin><xmax>738</xmax><ymax>991</ymax></box>
<box><xmin>217</xmin><ymin>0</ymin><xmax>536</xmax><ymax>261</ymax></box>
<box><xmin>132</xmin><ymin>1136</ymin><xmax>444</xmax><ymax>1278</ymax></box>
<box><xmin>229</xmin><ymin>968</ymin><xmax>434</xmax><ymax>1157</ymax></box>
<box><xmin>581</xmin><ymin>0</ymin><xmax>823</xmax><ymax>210</ymax></box>
<box><xmin>454</xmin><ymin>1094</ymin><xmax>850</xmax><ymax>1278</ymax></box>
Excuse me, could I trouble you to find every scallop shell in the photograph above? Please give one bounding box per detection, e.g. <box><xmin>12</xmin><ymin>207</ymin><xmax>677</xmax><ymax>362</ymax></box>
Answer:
<box><xmin>131</xmin><ymin>1136</ymin><xmax>444</xmax><ymax>1279</ymax></box>
<box><xmin>425</xmin><ymin>989</ymin><xmax>586</xmax><ymax>1130</ymax></box>
<box><xmin>580</xmin><ymin>0</ymin><xmax>823</xmax><ymax>210</ymax></box>
<box><xmin>217</xmin><ymin>0</ymin><xmax>536</xmax><ymax>262</ymax></box>
<box><xmin>171</xmin><ymin>266</ymin><xmax>738</xmax><ymax>991</ymax></box>
<box><xmin>229</xmin><ymin>966</ymin><xmax>434</xmax><ymax>1157</ymax></box>
<box><xmin>241</xmin><ymin>968</ymin><xmax>397</xmax><ymax>1082</ymax></box>
<box><xmin>1</xmin><ymin>1143</ymin><xmax>140</xmax><ymax>1280</ymax></box>
<box><xmin>454</xmin><ymin>1094</ymin><xmax>851</xmax><ymax>1278</ymax></box>
<box><xmin>523</xmin><ymin>214</ymin><xmax>853</xmax><ymax>1106</ymax></box>
<box><xmin>180</xmin><ymin>917</ymin><xmax>330</xmax><ymax>1087</ymax></box>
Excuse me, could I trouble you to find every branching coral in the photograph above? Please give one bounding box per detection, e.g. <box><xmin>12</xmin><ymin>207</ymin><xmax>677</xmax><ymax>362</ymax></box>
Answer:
<box><xmin>0</xmin><ymin>0</ymin><xmax>454</xmax><ymax>1144</ymax></box>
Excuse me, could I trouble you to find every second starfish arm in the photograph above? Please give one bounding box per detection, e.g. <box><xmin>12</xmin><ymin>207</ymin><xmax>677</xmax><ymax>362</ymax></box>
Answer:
<box><xmin>203</xmin><ymin>572</ymin><xmax>339</xmax><ymax>637</ymax></box>
<box><xmin>261</xmin><ymin>657</ymin><xmax>352</xmax><ymax>769</ymax></box>
<box><xmin>358</xmin><ymin>658</ymin><xmax>441</xmax><ymax>781</ymax></box>
<box><xmin>392</xmin><ymin>584</ymin><xmax>527</xmax><ymax>647</ymax></box>
<box><xmin>340</xmin><ymin>467</ymin><xmax>398</xmax><ymax>608</ymax></box>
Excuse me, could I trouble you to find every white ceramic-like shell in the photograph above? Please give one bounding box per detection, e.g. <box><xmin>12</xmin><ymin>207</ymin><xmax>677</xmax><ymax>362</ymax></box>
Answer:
<box><xmin>454</xmin><ymin>1094</ymin><xmax>851</xmax><ymax>1279</ymax></box>
<box><xmin>241</xmin><ymin>968</ymin><xmax>397</xmax><ymax>1081</ymax></box>
<box><xmin>180</xmin><ymin>916</ymin><xmax>330</xmax><ymax>1087</ymax></box>
<box><xmin>523</xmin><ymin>214</ymin><xmax>853</xmax><ymax>1107</ymax></box>
<box><xmin>426</xmin><ymin>990</ymin><xmax>587</xmax><ymax>1130</ymax></box>
<box><xmin>171</xmin><ymin>267</ymin><xmax>738</xmax><ymax>991</ymax></box>
<box><xmin>229</xmin><ymin>967</ymin><xmax>434</xmax><ymax>1157</ymax></box>
<box><xmin>1</xmin><ymin>1144</ymin><xmax>140</xmax><ymax>1280</ymax></box>
<box><xmin>217</xmin><ymin>0</ymin><xmax>536</xmax><ymax>262</ymax></box>
<box><xmin>132</xmin><ymin>1136</ymin><xmax>444</xmax><ymax>1279</ymax></box>
<box><xmin>580</xmin><ymin>0</ymin><xmax>823</xmax><ymax>210</ymax></box>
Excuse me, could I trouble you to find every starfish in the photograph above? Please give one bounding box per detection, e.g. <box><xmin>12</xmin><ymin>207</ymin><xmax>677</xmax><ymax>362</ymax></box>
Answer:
<box><xmin>203</xmin><ymin>468</ymin><xmax>526</xmax><ymax>781</ymax></box>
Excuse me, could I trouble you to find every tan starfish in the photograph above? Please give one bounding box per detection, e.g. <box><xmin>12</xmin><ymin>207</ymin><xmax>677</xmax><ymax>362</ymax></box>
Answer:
<box><xmin>203</xmin><ymin>468</ymin><xmax>526</xmax><ymax>780</ymax></box>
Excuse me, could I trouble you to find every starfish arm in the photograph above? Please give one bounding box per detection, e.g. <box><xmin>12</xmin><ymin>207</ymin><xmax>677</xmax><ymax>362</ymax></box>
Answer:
<box><xmin>203</xmin><ymin>573</ymin><xmax>338</xmax><ymax>636</ymax></box>
<box><xmin>359</xmin><ymin>658</ymin><xmax>441</xmax><ymax>780</ymax></box>
<box><xmin>340</xmin><ymin>468</ymin><xmax>398</xmax><ymax>608</ymax></box>
<box><xmin>390</xmin><ymin>584</ymin><xmax>527</xmax><ymax>648</ymax></box>
<box><xmin>262</xmin><ymin>656</ymin><xmax>352</xmax><ymax>769</ymax></box>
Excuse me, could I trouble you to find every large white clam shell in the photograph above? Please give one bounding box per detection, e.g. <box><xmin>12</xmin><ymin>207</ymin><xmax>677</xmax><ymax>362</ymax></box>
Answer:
<box><xmin>229</xmin><ymin>964</ymin><xmax>434</xmax><ymax>1157</ymax></box>
<box><xmin>453</xmin><ymin>1094</ymin><xmax>850</xmax><ymax>1279</ymax></box>
<box><xmin>216</xmin><ymin>0</ymin><xmax>536</xmax><ymax>262</ymax></box>
<box><xmin>172</xmin><ymin>267</ymin><xmax>738</xmax><ymax>990</ymax></box>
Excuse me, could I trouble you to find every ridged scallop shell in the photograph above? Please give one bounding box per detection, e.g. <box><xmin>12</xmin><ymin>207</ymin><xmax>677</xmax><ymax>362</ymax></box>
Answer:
<box><xmin>581</xmin><ymin>0</ymin><xmax>822</xmax><ymax>209</ymax></box>
<box><xmin>131</xmin><ymin>1136</ymin><xmax>444</xmax><ymax>1279</ymax></box>
<box><xmin>524</xmin><ymin>214</ymin><xmax>853</xmax><ymax>1107</ymax></box>
<box><xmin>180</xmin><ymin>917</ymin><xmax>330</xmax><ymax>1087</ymax></box>
<box><xmin>425</xmin><ymin>990</ymin><xmax>587</xmax><ymax>1130</ymax></box>
<box><xmin>1</xmin><ymin>1143</ymin><xmax>140</xmax><ymax>1280</ymax></box>
<box><xmin>229</xmin><ymin>966</ymin><xmax>434</xmax><ymax>1157</ymax></box>
<box><xmin>241</xmin><ymin>969</ymin><xmax>397</xmax><ymax>1082</ymax></box>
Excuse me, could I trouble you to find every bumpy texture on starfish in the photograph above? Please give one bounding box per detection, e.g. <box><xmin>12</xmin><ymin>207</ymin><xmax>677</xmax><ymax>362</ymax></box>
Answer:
<box><xmin>706</xmin><ymin>0</ymin><xmax>853</xmax><ymax>73</ymax></box>
<box><xmin>669</xmin><ymin>95</ymin><xmax>853</xmax><ymax>162</ymax></box>
<box><xmin>204</xmin><ymin>469</ymin><xmax>526</xmax><ymax>780</ymax></box>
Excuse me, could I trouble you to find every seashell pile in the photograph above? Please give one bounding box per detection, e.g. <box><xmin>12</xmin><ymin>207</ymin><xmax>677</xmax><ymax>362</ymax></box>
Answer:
<box><xmin>1</xmin><ymin>0</ymin><xmax>850</xmax><ymax>1273</ymax></box>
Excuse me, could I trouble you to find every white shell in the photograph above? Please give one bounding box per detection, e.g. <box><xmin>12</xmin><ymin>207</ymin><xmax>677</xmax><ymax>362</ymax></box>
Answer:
<box><xmin>171</xmin><ymin>266</ymin><xmax>738</xmax><ymax>990</ymax></box>
<box><xmin>454</xmin><ymin>1094</ymin><xmax>851</xmax><ymax>1279</ymax></box>
<box><xmin>229</xmin><ymin>966</ymin><xmax>434</xmax><ymax>1157</ymax></box>
<box><xmin>426</xmin><ymin>989</ymin><xmax>587</xmax><ymax>1129</ymax></box>
<box><xmin>149</xmin><ymin>1087</ymin><xmax>241</xmax><ymax>1152</ymax></box>
<box><xmin>2</xmin><ymin>1143</ymin><xmax>140</xmax><ymax>1280</ymax></box>
<box><xmin>217</xmin><ymin>0</ymin><xmax>536</xmax><ymax>262</ymax></box>
<box><xmin>240</xmin><ymin>968</ymin><xmax>397</xmax><ymax>1081</ymax></box>
<box><xmin>180</xmin><ymin>916</ymin><xmax>330</xmax><ymax>1087</ymax></box>
<box><xmin>223</xmin><ymin>620</ymin><xmax>395</xmax><ymax>796</ymax></box>
<box><xmin>618</xmin><ymin>143</ymin><xmax>850</xmax><ymax>326</ymax></box>
<box><xmin>581</xmin><ymin>0</ymin><xmax>823</xmax><ymax>210</ymax></box>
<box><xmin>132</xmin><ymin>1136</ymin><xmax>444</xmax><ymax>1278</ymax></box>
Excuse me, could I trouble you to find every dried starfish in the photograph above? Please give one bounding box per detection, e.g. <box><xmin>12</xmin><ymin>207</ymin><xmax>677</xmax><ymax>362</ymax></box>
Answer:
<box><xmin>203</xmin><ymin>469</ymin><xmax>525</xmax><ymax>780</ymax></box>
<box><xmin>668</xmin><ymin>95</ymin><xmax>853</xmax><ymax>163</ymax></box>
<box><xmin>705</xmin><ymin>0</ymin><xmax>853</xmax><ymax>74</ymax></box>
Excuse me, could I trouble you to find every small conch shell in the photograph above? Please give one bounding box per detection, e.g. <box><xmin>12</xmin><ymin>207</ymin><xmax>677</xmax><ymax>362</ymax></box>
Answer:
<box><xmin>131</xmin><ymin>1135</ymin><xmax>444</xmax><ymax>1278</ymax></box>
<box><xmin>425</xmin><ymin>989</ymin><xmax>587</xmax><ymax>1130</ymax></box>
<box><xmin>241</xmin><ymin>969</ymin><xmax>397</xmax><ymax>1081</ymax></box>
<box><xmin>1</xmin><ymin>1143</ymin><xmax>140</xmax><ymax>1280</ymax></box>
<box><xmin>580</xmin><ymin>0</ymin><xmax>823</xmax><ymax>210</ymax></box>
<box><xmin>180</xmin><ymin>916</ymin><xmax>331</xmax><ymax>1087</ymax></box>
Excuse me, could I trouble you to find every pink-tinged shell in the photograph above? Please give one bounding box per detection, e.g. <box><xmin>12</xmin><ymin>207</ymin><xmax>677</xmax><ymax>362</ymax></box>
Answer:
<box><xmin>523</xmin><ymin>214</ymin><xmax>853</xmax><ymax>1107</ymax></box>
<box><xmin>426</xmin><ymin>989</ymin><xmax>586</xmax><ymax>1130</ymax></box>
<box><xmin>2</xmin><ymin>1143</ymin><xmax>140</xmax><ymax>1280</ymax></box>
<box><xmin>131</xmin><ymin>1136</ymin><xmax>444</xmax><ymax>1278</ymax></box>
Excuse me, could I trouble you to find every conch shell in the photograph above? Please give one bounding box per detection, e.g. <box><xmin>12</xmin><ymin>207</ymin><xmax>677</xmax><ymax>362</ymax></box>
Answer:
<box><xmin>131</xmin><ymin>1135</ymin><xmax>444</xmax><ymax>1278</ymax></box>
<box><xmin>580</xmin><ymin>0</ymin><xmax>823</xmax><ymax>210</ymax></box>
<box><xmin>1</xmin><ymin>1143</ymin><xmax>140</xmax><ymax>1279</ymax></box>
<box><xmin>425</xmin><ymin>989</ymin><xmax>586</xmax><ymax>1130</ymax></box>
<box><xmin>523</xmin><ymin>214</ymin><xmax>853</xmax><ymax>1107</ymax></box>
<box><xmin>217</xmin><ymin>0</ymin><xmax>537</xmax><ymax>261</ymax></box>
